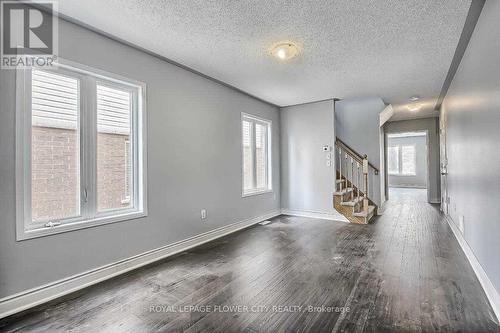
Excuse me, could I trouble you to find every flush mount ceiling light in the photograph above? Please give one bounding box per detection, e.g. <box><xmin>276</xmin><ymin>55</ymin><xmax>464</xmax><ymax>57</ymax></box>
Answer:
<box><xmin>407</xmin><ymin>104</ymin><xmax>421</xmax><ymax>112</ymax></box>
<box><xmin>270</xmin><ymin>42</ymin><xmax>299</xmax><ymax>61</ymax></box>
<box><xmin>409</xmin><ymin>95</ymin><xmax>420</xmax><ymax>102</ymax></box>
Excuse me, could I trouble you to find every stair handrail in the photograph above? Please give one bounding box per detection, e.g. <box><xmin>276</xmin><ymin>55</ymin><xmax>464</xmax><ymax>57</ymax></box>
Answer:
<box><xmin>335</xmin><ymin>137</ymin><xmax>379</xmax><ymax>175</ymax></box>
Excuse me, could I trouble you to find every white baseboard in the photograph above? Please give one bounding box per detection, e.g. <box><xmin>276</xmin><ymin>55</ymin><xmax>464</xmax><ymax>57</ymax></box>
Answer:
<box><xmin>445</xmin><ymin>215</ymin><xmax>500</xmax><ymax>322</ymax></box>
<box><xmin>281</xmin><ymin>209</ymin><xmax>349</xmax><ymax>223</ymax></box>
<box><xmin>0</xmin><ymin>209</ymin><xmax>281</xmax><ymax>319</ymax></box>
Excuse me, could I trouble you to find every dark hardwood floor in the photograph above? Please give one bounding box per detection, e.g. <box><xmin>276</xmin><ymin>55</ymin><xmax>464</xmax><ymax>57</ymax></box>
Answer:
<box><xmin>1</xmin><ymin>188</ymin><xmax>499</xmax><ymax>332</ymax></box>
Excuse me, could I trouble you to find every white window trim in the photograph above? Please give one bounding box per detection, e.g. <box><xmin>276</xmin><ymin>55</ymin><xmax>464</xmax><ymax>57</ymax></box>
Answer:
<box><xmin>15</xmin><ymin>58</ymin><xmax>148</xmax><ymax>241</ymax></box>
<box><xmin>388</xmin><ymin>144</ymin><xmax>417</xmax><ymax>176</ymax></box>
<box><xmin>241</xmin><ymin>112</ymin><xmax>272</xmax><ymax>197</ymax></box>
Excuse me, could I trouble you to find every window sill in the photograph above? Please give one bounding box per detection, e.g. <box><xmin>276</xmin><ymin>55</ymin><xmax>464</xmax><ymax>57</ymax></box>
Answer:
<box><xmin>17</xmin><ymin>210</ymin><xmax>147</xmax><ymax>241</ymax></box>
<box><xmin>242</xmin><ymin>189</ymin><xmax>273</xmax><ymax>198</ymax></box>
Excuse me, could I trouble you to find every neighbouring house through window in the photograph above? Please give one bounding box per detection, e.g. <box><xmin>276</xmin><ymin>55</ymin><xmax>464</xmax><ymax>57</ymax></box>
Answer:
<box><xmin>16</xmin><ymin>60</ymin><xmax>147</xmax><ymax>240</ymax></box>
<box><xmin>241</xmin><ymin>113</ymin><xmax>272</xmax><ymax>196</ymax></box>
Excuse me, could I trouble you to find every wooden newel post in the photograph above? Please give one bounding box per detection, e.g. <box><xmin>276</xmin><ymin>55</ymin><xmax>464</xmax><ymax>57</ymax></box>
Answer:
<box><xmin>362</xmin><ymin>154</ymin><xmax>369</xmax><ymax>213</ymax></box>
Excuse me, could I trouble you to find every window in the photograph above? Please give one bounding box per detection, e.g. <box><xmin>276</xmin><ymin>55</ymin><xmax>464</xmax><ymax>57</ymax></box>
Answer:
<box><xmin>388</xmin><ymin>144</ymin><xmax>416</xmax><ymax>176</ymax></box>
<box><xmin>241</xmin><ymin>114</ymin><xmax>272</xmax><ymax>196</ymax></box>
<box><xmin>96</xmin><ymin>84</ymin><xmax>133</xmax><ymax>211</ymax></box>
<box><xmin>16</xmin><ymin>59</ymin><xmax>147</xmax><ymax>240</ymax></box>
<box><xmin>401</xmin><ymin>145</ymin><xmax>416</xmax><ymax>175</ymax></box>
<box><xmin>387</xmin><ymin>146</ymin><xmax>399</xmax><ymax>175</ymax></box>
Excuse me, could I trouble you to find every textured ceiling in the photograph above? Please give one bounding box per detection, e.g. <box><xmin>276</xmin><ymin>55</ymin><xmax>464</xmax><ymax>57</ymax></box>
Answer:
<box><xmin>56</xmin><ymin>0</ymin><xmax>471</xmax><ymax>118</ymax></box>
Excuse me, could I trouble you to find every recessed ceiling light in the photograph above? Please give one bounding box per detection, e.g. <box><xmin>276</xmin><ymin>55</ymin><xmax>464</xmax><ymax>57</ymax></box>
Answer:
<box><xmin>409</xmin><ymin>95</ymin><xmax>420</xmax><ymax>102</ymax></box>
<box><xmin>271</xmin><ymin>42</ymin><xmax>299</xmax><ymax>61</ymax></box>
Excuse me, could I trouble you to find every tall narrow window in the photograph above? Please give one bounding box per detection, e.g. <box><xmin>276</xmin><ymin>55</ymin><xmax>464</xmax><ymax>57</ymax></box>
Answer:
<box><xmin>31</xmin><ymin>69</ymin><xmax>81</xmax><ymax>224</ymax></box>
<box><xmin>242</xmin><ymin>120</ymin><xmax>253</xmax><ymax>191</ymax></box>
<box><xmin>255</xmin><ymin>123</ymin><xmax>268</xmax><ymax>189</ymax></box>
<box><xmin>387</xmin><ymin>146</ymin><xmax>399</xmax><ymax>175</ymax></box>
<box><xmin>241</xmin><ymin>114</ymin><xmax>272</xmax><ymax>196</ymax></box>
<box><xmin>96</xmin><ymin>84</ymin><xmax>133</xmax><ymax>211</ymax></box>
<box><xmin>401</xmin><ymin>145</ymin><xmax>416</xmax><ymax>175</ymax></box>
<box><xmin>16</xmin><ymin>61</ymin><xmax>147</xmax><ymax>240</ymax></box>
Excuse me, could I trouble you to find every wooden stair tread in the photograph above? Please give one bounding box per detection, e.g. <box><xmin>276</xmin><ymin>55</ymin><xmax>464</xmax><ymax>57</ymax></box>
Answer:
<box><xmin>334</xmin><ymin>187</ymin><xmax>353</xmax><ymax>195</ymax></box>
<box><xmin>340</xmin><ymin>196</ymin><xmax>364</xmax><ymax>207</ymax></box>
<box><xmin>353</xmin><ymin>205</ymin><xmax>375</xmax><ymax>217</ymax></box>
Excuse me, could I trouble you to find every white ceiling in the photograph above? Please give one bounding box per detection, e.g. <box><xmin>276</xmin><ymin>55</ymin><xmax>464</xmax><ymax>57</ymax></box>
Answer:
<box><xmin>57</xmin><ymin>0</ymin><xmax>471</xmax><ymax>119</ymax></box>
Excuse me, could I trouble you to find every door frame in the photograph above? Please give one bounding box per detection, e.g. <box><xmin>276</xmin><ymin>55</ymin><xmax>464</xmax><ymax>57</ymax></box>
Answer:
<box><xmin>439</xmin><ymin>110</ymin><xmax>448</xmax><ymax>214</ymax></box>
<box><xmin>384</xmin><ymin>130</ymin><xmax>431</xmax><ymax>202</ymax></box>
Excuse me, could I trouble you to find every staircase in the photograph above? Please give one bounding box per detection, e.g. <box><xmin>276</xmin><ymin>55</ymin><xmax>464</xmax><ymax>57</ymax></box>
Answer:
<box><xmin>334</xmin><ymin>138</ymin><xmax>378</xmax><ymax>224</ymax></box>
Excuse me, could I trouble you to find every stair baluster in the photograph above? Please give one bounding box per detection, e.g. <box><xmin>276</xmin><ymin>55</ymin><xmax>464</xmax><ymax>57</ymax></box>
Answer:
<box><xmin>356</xmin><ymin>161</ymin><xmax>360</xmax><ymax>201</ymax></box>
<box><xmin>333</xmin><ymin>137</ymin><xmax>378</xmax><ymax>224</ymax></box>
<box><xmin>350</xmin><ymin>157</ymin><xmax>354</xmax><ymax>201</ymax></box>
<box><xmin>363</xmin><ymin>155</ymin><xmax>369</xmax><ymax>214</ymax></box>
<box><xmin>338</xmin><ymin>147</ymin><xmax>342</xmax><ymax>192</ymax></box>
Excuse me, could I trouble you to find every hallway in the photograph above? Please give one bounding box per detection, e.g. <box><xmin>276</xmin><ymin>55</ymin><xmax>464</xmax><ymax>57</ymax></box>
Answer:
<box><xmin>388</xmin><ymin>187</ymin><xmax>428</xmax><ymax>202</ymax></box>
<box><xmin>1</xmin><ymin>190</ymin><xmax>498</xmax><ymax>332</ymax></box>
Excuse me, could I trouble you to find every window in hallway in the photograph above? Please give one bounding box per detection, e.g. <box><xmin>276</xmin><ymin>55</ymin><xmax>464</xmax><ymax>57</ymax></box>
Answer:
<box><xmin>387</xmin><ymin>132</ymin><xmax>427</xmax><ymax>189</ymax></box>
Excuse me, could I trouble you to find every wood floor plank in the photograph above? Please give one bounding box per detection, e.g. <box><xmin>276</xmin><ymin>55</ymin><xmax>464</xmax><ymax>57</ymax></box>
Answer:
<box><xmin>0</xmin><ymin>188</ymin><xmax>499</xmax><ymax>332</ymax></box>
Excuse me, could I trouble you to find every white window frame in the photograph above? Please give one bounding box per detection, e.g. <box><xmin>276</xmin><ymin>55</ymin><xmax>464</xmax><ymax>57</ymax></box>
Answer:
<box><xmin>388</xmin><ymin>144</ymin><xmax>416</xmax><ymax>176</ymax></box>
<box><xmin>400</xmin><ymin>144</ymin><xmax>417</xmax><ymax>176</ymax></box>
<box><xmin>241</xmin><ymin>113</ymin><xmax>272</xmax><ymax>197</ymax></box>
<box><xmin>122</xmin><ymin>139</ymin><xmax>131</xmax><ymax>204</ymax></box>
<box><xmin>15</xmin><ymin>58</ymin><xmax>148</xmax><ymax>240</ymax></box>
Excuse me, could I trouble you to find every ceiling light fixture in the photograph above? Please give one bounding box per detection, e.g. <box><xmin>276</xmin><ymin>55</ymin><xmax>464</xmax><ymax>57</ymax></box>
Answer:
<box><xmin>271</xmin><ymin>42</ymin><xmax>299</xmax><ymax>61</ymax></box>
<box><xmin>409</xmin><ymin>95</ymin><xmax>420</xmax><ymax>102</ymax></box>
<box><xmin>407</xmin><ymin>104</ymin><xmax>421</xmax><ymax>112</ymax></box>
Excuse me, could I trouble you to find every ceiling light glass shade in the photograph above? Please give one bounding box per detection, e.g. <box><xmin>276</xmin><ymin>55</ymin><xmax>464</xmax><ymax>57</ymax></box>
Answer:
<box><xmin>271</xmin><ymin>42</ymin><xmax>299</xmax><ymax>60</ymax></box>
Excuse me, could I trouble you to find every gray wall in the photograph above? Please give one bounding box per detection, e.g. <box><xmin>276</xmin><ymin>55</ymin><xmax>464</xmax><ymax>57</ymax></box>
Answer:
<box><xmin>441</xmin><ymin>0</ymin><xmax>500</xmax><ymax>294</ymax></box>
<box><xmin>0</xmin><ymin>18</ymin><xmax>280</xmax><ymax>297</ymax></box>
<box><xmin>388</xmin><ymin>135</ymin><xmax>428</xmax><ymax>188</ymax></box>
<box><xmin>280</xmin><ymin>100</ymin><xmax>338</xmax><ymax>215</ymax></box>
<box><xmin>384</xmin><ymin>118</ymin><xmax>440</xmax><ymax>202</ymax></box>
<box><xmin>335</xmin><ymin>97</ymin><xmax>385</xmax><ymax>206</ymax></box>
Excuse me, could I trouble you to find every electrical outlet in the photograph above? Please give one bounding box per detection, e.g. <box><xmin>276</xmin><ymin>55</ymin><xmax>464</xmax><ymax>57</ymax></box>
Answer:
<box><xmin>201</xmin><ymin>209</ymin><xmax>207</xmax><ymax>220</ymax></box>
<box><xmin>326</xmin><ymin>160</ymin><xmax>332</xmax><ymax>167</ymax></box>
